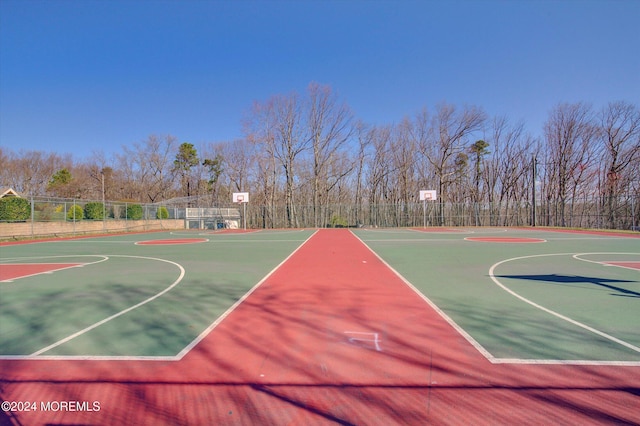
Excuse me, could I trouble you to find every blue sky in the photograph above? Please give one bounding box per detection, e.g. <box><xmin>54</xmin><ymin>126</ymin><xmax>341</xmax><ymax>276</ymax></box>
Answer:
<box><xmin>1</xmin><ymin>0</ymin><xmax>639</xmax><ymax>160</ymax></box>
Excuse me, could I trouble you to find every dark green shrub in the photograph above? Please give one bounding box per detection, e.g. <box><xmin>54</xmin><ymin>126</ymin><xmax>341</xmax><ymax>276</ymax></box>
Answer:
<box><xmin>0</xmin><ymin>197</ymin><xmax>30</xmax><ymax>222</ymax></box>
<box><xmin>67</xmin><ymin>204</ymin><xmax>84</xmax><ymax>221</ymax></box>
<box><xmin>330</xmin><ymin>214</ymin><xmax>348</xmax><ymax>228</ymax></box>
<box><xmin>84</xmin><ymin>202</ymin><xmax>105</xmax><ymax>220</ymax></box>
<box><xmin>156</xmin><ymin>206</ymin><xmax>169</xmax><ymax>219</ymax></box>
<box><xmin>126</xmin><ymin>204</ymin><xmax>143</xmax><ymax>220</ymax></box>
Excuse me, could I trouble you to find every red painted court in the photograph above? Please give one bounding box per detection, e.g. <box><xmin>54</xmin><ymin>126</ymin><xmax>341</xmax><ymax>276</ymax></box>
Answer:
<box><xmin>465</xmin><ymin>236</ymin><xmax>546</xmax><ymax>243</ymax></box>
<box><xmin>0</xmin><ymin>263</ymin><xmax>82</xmax><ymax>282</ymax></box>
<box><xmin>136</xmin><ymin>238</ymin><xmax>208</xmax><ymax>245</ymax></box>
<box><xmin>606</xmin><ymin>261</ymin><xmax>640</xmax><ymax>270</ymax></box>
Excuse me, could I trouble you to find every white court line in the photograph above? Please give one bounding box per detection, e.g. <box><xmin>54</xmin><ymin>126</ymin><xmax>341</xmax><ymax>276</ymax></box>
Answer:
<box><xmin>573</xmin><ymin>252</ymin><xmax>640</xmax><ymax>272</ymax></box>
<box><xmin>360</xmin><ymin>238</ymin><xmax>462</xmax><ymax>243</ymax></box>
<box><xmin>134</xmin><ymin>238</ymin><xmax>209</xmax><ymax>245</ymax></box>
<box><xmin>546</xmin><ymin>236</ymin><xmax>638</xmax><ymax>241</ymax></box>
<box><xmin>170</xmin><ymin>229</ymin><xmax>310</xmax><ymax>237</ymax></box>
<box><xmin>61</xmin><ymin>240</ymin><xmax>148</xmax><ymax>244</ymax></box>
<box><xmin>0</xmin><ymin>354</ymin><xmax>177</xmax><ymax>361</ymax></box>
<box><xmin>350</xmin><ymin>230</ymin><xmax>496</xmax><ymax>362</ymax></box>
<box><xmin>205</xmin><ymin>239</ymin><xmax>314</xmax><ymax>243</ymax></box>
<box><xmin>408</xmin><ymin>227</ymin><xmax>476</xmax><ymax>234</ymax></box>
<box><xmin>1</xmin><ymin>264</ymin><xmax>84</xmax><ymax>283</ymax></box>
<box><xmin>489</xmin><ymin>253</ymin><xmax>640</xmax><ymax>357</ymax></box>
<box><xmin>0</xmin><ymin>255</ymin><xmax>109</xmax><ymax>263</ymax></box>
<box><xmin>26</xmin><ymin>255</ymin><xmax>185</xmax><ymax>357</ymax></box>
<box><xmin>200</xmin><ymin>230</ymin><xmax>263</xmax><ymax>236</ymax></box>
<box><xmin>1</xmin><ymin>234</ymin><xmax>316</xmax><ymax>361</ymax></box>
<box><xmin>0</xmin><ymin>256</ymin><xmax>109</xmax><ymax>283</ymax></box>
<box><xmin>359</xmin><ymin>228</ymin><xmax>417</xmax><ymax>234</ymax></box>
<box><xmin>353</xmin><ymin>231</ymin><xmax>640</xmax><ymax>366</ymax></box>
<box><xmin>174</xmin><ymin>230</ymin><xmax>318</xmax><ymax>359</ymax></box>
<box><xmin>344</xmin><ymin>331</ymin><xmax>382</xmax><ymax>351</ymax></box>
<box><xmin>489</xmin><ymin>358</ymin><xmax>640</xmax><ymax>366</ymax></box>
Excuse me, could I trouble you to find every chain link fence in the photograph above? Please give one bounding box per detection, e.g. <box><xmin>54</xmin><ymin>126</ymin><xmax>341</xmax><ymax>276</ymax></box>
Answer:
<box><xmin>244</xmin><ymin>197</ymin><xmax>639</xmax><ymax>230</ymax></box>
<box><xmin>1</xmin><ymin>194</ymin><xmax>638</xmax><ymax>240</ymax></box>
<box><xmin>0</xmin><ymin>196</ymin><xmax>184</xmax><ymax>239</ymax></box>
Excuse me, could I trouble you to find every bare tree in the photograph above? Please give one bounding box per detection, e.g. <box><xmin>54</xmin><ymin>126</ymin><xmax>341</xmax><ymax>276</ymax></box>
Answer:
<box><xmin>253</xmin><ymin>149</ymin><xmax>279</xmax><ymax>228</ymax></box>
<box><xmin>598</xmin><ymin>101</ymin><xmax>640</xmax><ymax>228</ymax></box>
<box><xmin>353</xmin><ymin>121</ymin><xmax>372</xmax><ymax>226</ymax></box>
<box><xmin>215</xmin><ymin>139</ymin><xmax>254</xmax><ymax>202</ymax></box>
<box><xmin>114</xmin><ymin>135</ymin><xmax>178</xmax><ymax>202</ymax></box>
<box><xmin>483</xmin><ymin>117</ymin><xmax>535</xmax><ymax>225</ymax></box>
<box><xmin>387</xmin><ymin>118</ymin><xmax>420</xmax><ymax>225</ymax></box>
<box><xmin>543</xmin><ymin>102</ymin><xmax>597</xmax><ymax>227</ymax></box>
<box><xmin>421</xmin><ymin>103</ymin><xmax>486</xmax><ymax>224</ymax></box>
<box><xmin>306</xmin><ymin>82</ymin><xmax>354</xmax><ymax>226</ymax></box>
<box><xmin>366</xmin><ymin>125</ymin><xmax>393</xmax><ymax>225</ymax></box>
<box><xmin>244</xmin><ymin>99</ymin><xmax>280</xmax><ymax>227</ymax></box>
<box><xmin>246</xmin><ymin>92</ymin><xmax>307</xmax><ymax>227</ymax></box>
<box><xmin>0</xmin><ymin>149</ymin><xmax>65</xmax><ymax>196</ymax></box>
<box><xmin>3</xmin><ymin>92</ymin><xmax>637</xmax><ymax>230</ymax></box>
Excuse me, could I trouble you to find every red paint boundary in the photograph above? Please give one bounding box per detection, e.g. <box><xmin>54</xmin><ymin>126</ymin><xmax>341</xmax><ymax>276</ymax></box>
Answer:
<box><xmin>524</xmin><ymin>227</ymin><xmax>640</xmax><ymax>238</ymax></box>
<box><xmin>1</xmin><ymin>229</ymin><xmax>638</xmax><ymax>424</ymax></box>
<box><xmin>606</xmin><ymin>261</ymin><xmax>640</xmax><ymax>270</ymax></box>
<box><xmin>465</xmin><ymin>236</ymin><xmax>546</xmax><ymax>243</ymax></box>
<box><xmin>0</xmin><ymin>229</ymin><xmax>172</xmax><ymax>246</ymax></box>
<box><xmin>136</xmin><ymin>238</ymin><xmax>208</xmax><ymax>245</ymax></box>
<box><xmin>411</xmin><ymin>227</ymin><xmax>465</xmax><ymax>233</ymax></box>
<box><xmin>211</xmin><ymin>229</ymin><xmax>260</xmax><ymax>234</ymax></box>
<box><xmin>0</xmin><ymin>263</ymin><xmax>82</xmax><ymax>281</ymax></box>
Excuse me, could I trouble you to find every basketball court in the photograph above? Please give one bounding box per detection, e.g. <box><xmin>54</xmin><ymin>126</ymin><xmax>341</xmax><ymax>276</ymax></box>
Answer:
<box><xmin>1</xmin><ymin>227</ymin><xmax>639</xmax><ymax>424</ymax></box>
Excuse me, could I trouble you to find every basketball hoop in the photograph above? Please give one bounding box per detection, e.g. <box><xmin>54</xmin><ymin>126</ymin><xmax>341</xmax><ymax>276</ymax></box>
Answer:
<box><xmin>232</xmin><ymin>192</ymin><xmax>249</xmax><ymax>230</ymax></box>
<box><xmin>419</xmin><ymin>190</ymin><xmax>437</xmax><ymax>201</ymax></box>
<box><xmin>419</xmin><ymin>189</ymin><xmax>437</xmax><ymax>228</ymax></box>
<box><xmin>232</xmin><ymin>192</ymin><xmax>249</xmax><ymax>204</ymax></box>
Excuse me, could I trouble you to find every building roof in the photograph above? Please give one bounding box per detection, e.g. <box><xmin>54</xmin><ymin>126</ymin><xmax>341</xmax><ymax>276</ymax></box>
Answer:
<box><xmin>0</xmin><ymin>187</ymin><xmax>21</xmax><ymax>198</ymax></box>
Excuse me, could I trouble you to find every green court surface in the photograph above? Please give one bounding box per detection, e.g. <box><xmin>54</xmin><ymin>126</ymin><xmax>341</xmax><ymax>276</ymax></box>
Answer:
<box><xmin>353</xmin><ymin>228</ymin><xmax>640</xmax><ymax>363</ymax></box>
<box><xmin>1</xmin><ymin>227</ymin><xmax>639</xmax><ymax>363</ymax></box>
<box><xmin>0</xmin><ymin>230</ymin><xmax>315</xmax><ymax>357</ymax></box>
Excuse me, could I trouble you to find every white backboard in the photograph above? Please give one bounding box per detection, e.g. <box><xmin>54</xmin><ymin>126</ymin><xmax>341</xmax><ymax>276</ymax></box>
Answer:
<box><xmin>419</xmin><ymin>190</ymin><xmax>437</xmax><ymax>201</ymax></box>
<box><xmin>232</xmin><ymin>192</ymin><xmax>249</xmax><ymax>203</ymax></box>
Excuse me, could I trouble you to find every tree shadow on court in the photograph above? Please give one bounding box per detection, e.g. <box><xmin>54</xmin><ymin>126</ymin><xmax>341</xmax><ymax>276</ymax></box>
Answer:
<box><xmin>2</xmin><ymin>276</ymin><xmax>640</xmax><ymax>424</ymax></box>
<box><xmin>442</xmin><ymin>298</ymin><xmax>640</xmax><ymax>360</ymax></box>
<box><xmin>496</xmin><ymin>274</ymin><xmax>640</xmax><ymax>298</ymax></box>
<box><xmin>1</xmin><ymin>376</ymin><xmax>639</xmax><ymax>425</ymax></box>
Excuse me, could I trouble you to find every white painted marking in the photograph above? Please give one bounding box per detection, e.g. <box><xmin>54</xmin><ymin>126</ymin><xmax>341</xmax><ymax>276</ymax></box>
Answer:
<box><xmin>573</xmin><ymin>253</ymin><xmax>640</xmax><ymax>272</ymax></box>
<box><xmin>174</xmin><ymin>230</ymin><xmax>319</xmax><ymax>360</ymax></box>
<box><xmin>0</xmin><ymin>256</ymin><xmax>108</xmax><ymax>283</ymax></box>
<box><xmin>352</xmin><ymin>232</ymin><xmax>640</xmax><ymax>366</ymax></box>
<box><xmin>0</xmin><ymin>354</ymin><xmax>178</xmax><ymax>361</ymax></box>
<box><xmin>344</xmin><ymin>331</ymin><xmax>382</xmax><ymax>351</ymax></box>
<box><xmin>359</xmin><ymin>239</ymin><xmax>461</xmax><ymax>243</ymax></box>
<box><xmin>134</xmin><ymin>238</ymin><xmax>209</xmax><ymax>245</ymax></box>
<box><xmin>1</xmin><ymin>234</ymin><xmax>316</xmax><ymax>361</ymax></box>
<box><xmin>407</xmin><ymin>228</ymin><xmax>478</xmax><ymax>235</ymax></box>
<box><xmin>490</xmin><ymin>358</ymin><xmax>640</xmax><ymax>366</ymax></box>
<box><xmin>29</xmin><ymin>255</ymin><xmax>186</xmax><ymax>356</ymax></box>
<box><xmin>351</xmin><ymin>230</ymin><xmax>496</xmax><ymax>361</ymax></box>
<box><xmin>489</xmin><ymin>253</ymin><xmax>640</xmax><ymax>354</ymax></box>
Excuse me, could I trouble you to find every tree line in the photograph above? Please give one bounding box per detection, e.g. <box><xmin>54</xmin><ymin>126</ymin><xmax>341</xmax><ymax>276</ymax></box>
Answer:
<box><xmin>1</xmin><ymin>82</ymin><xmax>639</xmax><ymax>229</ymax></box>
